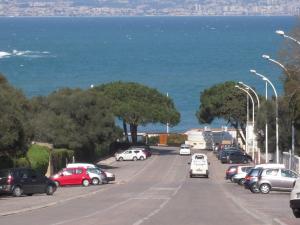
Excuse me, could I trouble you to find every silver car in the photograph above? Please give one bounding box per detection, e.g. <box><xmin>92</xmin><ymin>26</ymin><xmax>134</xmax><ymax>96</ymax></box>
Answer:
<box><xmin>232</xmin><ymin>166</ymin><xmax>253</xmax><ymax>185</ymax></box>
<box><xmin>290</xmin><ymin>178</ymin><xmax>300</xmax><ymax>218</ymax></box>
<box><xmin>257</xmin><ymin>168</ymin><xmax>298</xmax><ymax>194</ymax></box>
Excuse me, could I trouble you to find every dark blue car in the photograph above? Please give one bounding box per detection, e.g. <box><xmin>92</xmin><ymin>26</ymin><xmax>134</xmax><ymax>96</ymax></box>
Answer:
<box><xmin>244</xmin><ymin>168</ymin><xmax>263</xmax><ymax>193</ymax></box>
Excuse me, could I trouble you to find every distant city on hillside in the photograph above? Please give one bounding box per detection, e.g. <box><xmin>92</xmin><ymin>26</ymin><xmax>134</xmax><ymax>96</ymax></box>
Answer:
<box><xmin>0</xmin><ymin>0</ymin><xmax>299</xmax><ymax>16</ymax></box>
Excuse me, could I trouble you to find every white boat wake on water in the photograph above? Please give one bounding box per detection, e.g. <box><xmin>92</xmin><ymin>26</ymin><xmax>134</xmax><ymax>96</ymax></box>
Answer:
<box><xmin>0</xmin><ymin>50</ymin><xmax>52</xmax><ymax>59</ymax></box>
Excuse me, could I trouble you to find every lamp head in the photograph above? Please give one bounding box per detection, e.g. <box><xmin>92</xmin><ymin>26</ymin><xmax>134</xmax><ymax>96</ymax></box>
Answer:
<box><xmin>262</xmin><ymin>54</ymin><xmax>270</xmax><ymax>59</ymax></box>
<box><xmin>276</xmin><ymin>30</ymin><xmax>285</xmax><ymax>36</ymax></box>
<box><xmin>90</xmin><ymin>84</ymin><xmax>94</xmax><ymax>88</ymax></box>
<box><xmin>250</xmin><ymin>69</ymin><xmax>256</xmax><ymax>74</ymax></box>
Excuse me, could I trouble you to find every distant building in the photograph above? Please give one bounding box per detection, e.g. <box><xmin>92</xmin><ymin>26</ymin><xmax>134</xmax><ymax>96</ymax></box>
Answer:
<box><xmin>184</xmin><ymin>127</ymin><xmax>240</xmax><ymax>150</ymax></box>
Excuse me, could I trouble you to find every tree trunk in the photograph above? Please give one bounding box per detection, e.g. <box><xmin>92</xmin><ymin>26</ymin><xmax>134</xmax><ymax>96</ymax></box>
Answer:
<box><xmin>123</xmin><ymin>120</ymin><xmax>129</xmax><ymax>143</ymax></box>
<box><xmin>130</xmin><ymin>123</ymin><xmax>138</xmax><ymax>145</ymax></box>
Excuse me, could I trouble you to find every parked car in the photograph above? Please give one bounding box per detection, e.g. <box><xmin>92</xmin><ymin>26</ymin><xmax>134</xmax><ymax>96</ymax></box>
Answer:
<box><xmin>179</xmin><ymin>144</ymin><xmax>191</xmax><ymax>155</ymax></box>
<box><xmin>225</xmin><ymin>165</ymin><xmax>238</xmax><ymax>181</ymax></box>
<box><xmin>227</xmin><ymin>151</ymin><xmax>252</xmax><ymax>164</ymax></box>
<box><xmin>115</xmin><ymin>149</ymin><xmax>146</xmax><ymax>161</ymax></box>
<box><xmin>254</xmin><ymin>163</ymin><xmax>285</xmax><ymax>169</ymax></box>
<box><xmin>189</xmin><ymin>153</ymin><xmax>209</xmax><ymax>178</ymax></box>
<box><xmin>51</xmin><ymin>167</ymin><xmax>91</xmax><ymax>187</ymax></box>
<box><xmin>67</xmin><ymin>163</ymin><xmax>115</xmax><ymax>183</ymax></box>
<box><xmin>232</xmin><ymin>166</ymin><xmax>253</xmax><ymax>185</ymax></box>
<box><xmin>219</xmin><ymin>149</ymin><xmax>242</xmax><ymax>163</ymax></box>
<box><xmin>0</xmin><ymin>168</ymin><xmax>57</xmax><ymax>197</ymax></box>
<box><xmin>290</xmin><ymin>178</ymin><xmax>300</xmax><ymax>218</ymax></box>
<box><xmin>244</xmin><ymin>168</ymin><xmax>263</xmax><ymax>193</ymax></box>
<box><xmin>245</xmin><ymin>164</ymin><xmax>287</xmax><ymax>193</ymax></box>
<box><xmin>257</xmin><ymin>168</ymin><xmax>298</xmax><ymax>194</ymax></box>
<box><xmin>129</xmin><ymin>146</ymin><xmax>152</xmax><ymax>158</ymax></box>
<box><xmin>87</xmin><ymin>168</ymin><xmax>107</xmax><ymax>185</ymax></box>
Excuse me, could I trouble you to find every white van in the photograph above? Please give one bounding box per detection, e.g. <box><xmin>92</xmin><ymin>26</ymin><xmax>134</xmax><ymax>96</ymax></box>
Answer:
<box><xmin>189</xmin><ymin>153</ymin><xmax>209</xmax><ymax>178</ymax></box>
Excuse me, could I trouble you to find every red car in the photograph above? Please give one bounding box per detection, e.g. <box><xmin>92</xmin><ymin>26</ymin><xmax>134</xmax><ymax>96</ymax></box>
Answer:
<box><xmin>51</xmin><ymin>167</ymin><xmax>91</xmax><ymax>187</ymax></box>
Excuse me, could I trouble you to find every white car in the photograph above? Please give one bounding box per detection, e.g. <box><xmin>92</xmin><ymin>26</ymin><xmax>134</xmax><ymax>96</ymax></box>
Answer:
<box><xmin>67</xmin><ymin>163</ymin><xmax>115</xmax><ymax>183</ymax></box>
<box><xmin>115</xmin><ymin>149</ymin><xmax>146</xmax><ymax>161</ymax></box>
<box><xmin>179</xmin><ymin>144</ymin><xmax>191</xmax><ymax>155</ymax></box>
<box><xmin>189</xmin><ymin>153</ymin><xmax>209</xmax><ymax>178</ymax></box>
<box><xmin>290</xmin><ymin>178</ymin><xmax>300</xmax><ymax>218</ymax></box>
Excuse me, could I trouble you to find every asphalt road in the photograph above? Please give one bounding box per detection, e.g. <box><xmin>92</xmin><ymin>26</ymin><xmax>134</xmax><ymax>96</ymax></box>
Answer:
<box><xmin>0</xmin><ymin>147</ymin><xmax>299</xmax><ymax>225</ymax></box>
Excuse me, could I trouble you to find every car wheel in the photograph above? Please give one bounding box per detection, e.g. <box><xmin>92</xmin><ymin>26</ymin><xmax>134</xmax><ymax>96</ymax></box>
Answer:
<box><xmin>12</xmin><ymin>186</ymin><xmax>22</xmax><ymax>197</ymax></box>
<box><xmin>92</xmin><ymin>178</ymin><xmax>100</xmax><ymax>185</ymax></box>
<box><xmin>239</xmin><ymin>178</ymin><xmax>246</xmax><ymax>185</ymax></box>
<box><xmin>133</xmin><ymin>156</ymin><xmax>138</xmax><ymax>161</ymax></box>
<box><xmin>250</xmin><ymin>183</ymin><xmax>260</xmax><ymax>193</ymax></box>
<box><xmin>139</xmin><ymin>156</ymin><xmax>145</xmax><ymax>161</ymax></box>
<box><xmin>230</xmin><ymin>177</ymin><xmax>235</xmax><ymax>182</ymax></box>
<box><xmin>82</xmin><ymin>179</ymin><xmax>90</xmax><ymax>187</ymax></box>
<box><xmin>54</xmin><ymin>181</ymin><xmax>60</xmax><ymax>187</ymax></box>
<box><xmin>292</xmin><ymin>208</ymin><xmax>300</xmax><ymax>218</ymax></box>
<box><xmin>118</xmin><ymin>157</ymin><xmax>123</xmax><ymax>161</ymax></box>
<box><xmin>46</xmin><ymin>185</ymin><xmax>55</xmax><ymax>195</ymax></box>
<box><xmin>260</xmin><ymin>183</ymin><xmax>271</xmax><ymax>194</ymax></box>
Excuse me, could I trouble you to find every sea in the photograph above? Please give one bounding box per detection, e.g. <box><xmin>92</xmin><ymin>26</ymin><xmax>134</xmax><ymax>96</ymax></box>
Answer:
<box><xmin>0</xmin><ymin>16</ymin><xmax>297</xmax><ymax>132</ymax></box>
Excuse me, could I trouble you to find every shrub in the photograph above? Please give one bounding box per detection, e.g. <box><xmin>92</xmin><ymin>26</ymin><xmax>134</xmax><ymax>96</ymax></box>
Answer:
<box><xmin>51</xmin><ymin>148</ymin><xmax>74</xmax><ymax>173</ymax></box>
<box><xmin>148</xmin><ymin>136</ymin><xmax>159</xmax><ymax>145</ymax></box>
<box><xmin>27</xmin><ymin>144</ymin><xmax>50</xmax><ymax>175</ymax></box>
<box><xmin>0</xmin><ymin>156</ymin><xmax>13</xmax><ymax>169</ymax></box>
<box><xmin>15</xmin><ymin>157</ymin><xmax>31</xmax><ymax>168</ymax></box>
<box><xmin>167</xmin><ymin>134</ymin><xmax>187</xmax><ymax>146</ymax></box>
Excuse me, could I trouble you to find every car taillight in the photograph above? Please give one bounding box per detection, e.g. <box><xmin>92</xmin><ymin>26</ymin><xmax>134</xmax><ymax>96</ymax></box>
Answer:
<box><xmin>7</xmin><ymin>175</ymin><xmax>13</xmax><ymax>184</ymax></box>
<box><xmin>245</xmin><ymin>175</ymin><xmax>250</xmax><ymax>181</ymax></box>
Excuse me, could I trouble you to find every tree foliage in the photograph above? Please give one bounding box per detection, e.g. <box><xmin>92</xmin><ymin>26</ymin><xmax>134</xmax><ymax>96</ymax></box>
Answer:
<box><xmin>196</xmin><ymin>81</ymin><xmax>250</xmax><ymax>143</ymax></box>
<box><xmin>30</xmin><ymin>88</ymin><xmax>122</xmax><ymax>161</ymax></box>
<box><xmin>95</xmin><ymin>81</ymin><xmax>180</xmax><ymax>144</ymax></box>
<box><xmin>0</xmin><ymin>74</ymin><xmax>31</xmax><ymax>157</ymax></box>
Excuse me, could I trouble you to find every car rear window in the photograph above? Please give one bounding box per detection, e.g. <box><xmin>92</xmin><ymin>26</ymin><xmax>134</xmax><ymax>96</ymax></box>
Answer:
<box><xmin>249</xmin><ymin>169</ymin><xmax>260</xmax><ymax>176</ymax></box>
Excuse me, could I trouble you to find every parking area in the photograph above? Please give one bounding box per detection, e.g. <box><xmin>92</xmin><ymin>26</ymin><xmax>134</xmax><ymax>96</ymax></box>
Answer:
<box><xmin>0</xmin><ymin>146</ymin><xmax>299</xmax><ymax>225</ymax></box>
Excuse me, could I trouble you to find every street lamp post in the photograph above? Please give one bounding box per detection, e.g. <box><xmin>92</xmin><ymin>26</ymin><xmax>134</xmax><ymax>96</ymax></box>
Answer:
<box><xmin>262</xmin><ymin>54</ymin><xmax>290</xmax><ymax>78</ymax></box>
<box><xmin>250</xmin><ymin>69</ymin><xmax>279</xmax><ymax>163</ymax></box>
<box><xmin>235</xmin><ymin>85</ymin><xmax>255</xmax><ymax>161</ymax></box>
<box><xmin>238</xmin><ymin>82</ymin><xmax>260</xmax><ymax>163</ymax></box>
<box><xmin>276</xmin><ymin>30</ymin><xmax>300</xmax><ymax>45</ymax></box>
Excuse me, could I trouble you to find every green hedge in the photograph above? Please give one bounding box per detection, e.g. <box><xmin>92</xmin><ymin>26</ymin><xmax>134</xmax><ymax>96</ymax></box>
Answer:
<box><xmin>27</xmin><ymin>144</ymin><xmax>50</xmax><ymax>175</ymax></box>
<box><xmin>148</xmin><ymin>136</ymin><xmax>159</xmax><ymax>145</ymax></box>
<box><xmin>167</xmin><ymin>134</ymin><xmax>187</xmax><ymax>146</ymax></box>
<box><xmin>15</xmin><ymin>157</ymin><xmax>31</xmax><ymax>168</ymax></box>
<box><xmin>52</xmin><ymin>148</ymin><xmax>74</xmax><ymax>173</ymax></box>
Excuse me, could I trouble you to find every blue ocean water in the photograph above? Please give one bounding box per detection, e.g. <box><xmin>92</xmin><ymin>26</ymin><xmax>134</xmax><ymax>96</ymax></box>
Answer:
<box><xmin>0</xmin><ymin>16</ymin><xmax>296</xmax><ymax>132</ymax></box>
